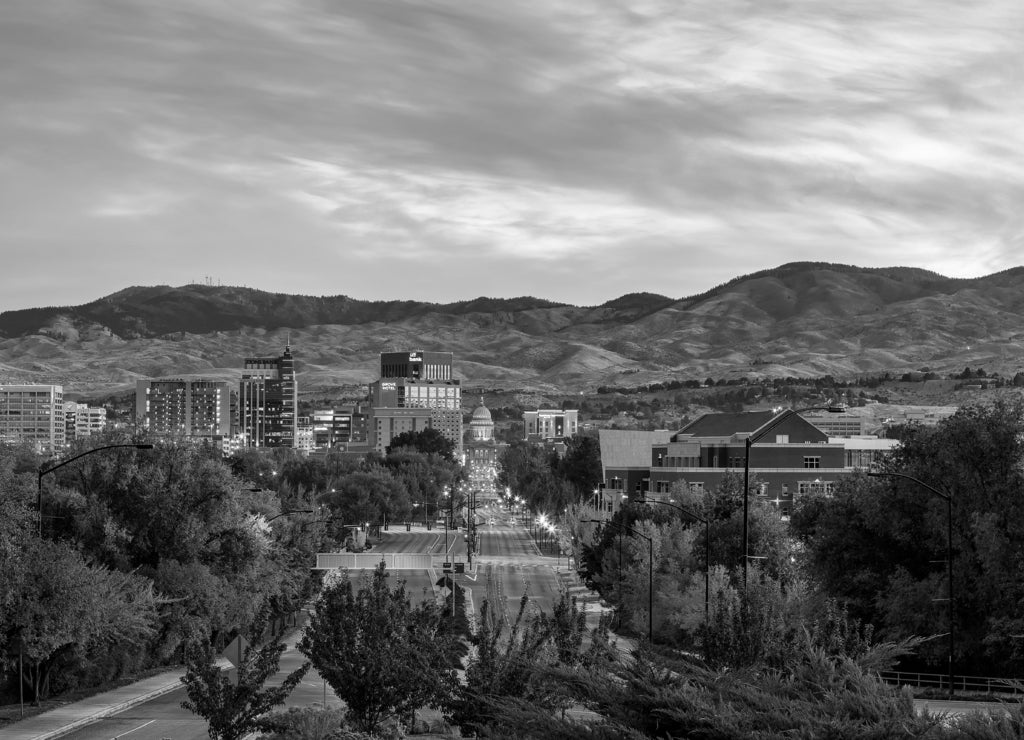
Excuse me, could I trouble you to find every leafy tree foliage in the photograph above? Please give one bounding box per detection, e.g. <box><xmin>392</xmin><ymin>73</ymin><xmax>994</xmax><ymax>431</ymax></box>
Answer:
<box><xmin>387</xmin><ymin>427</ymin><xmax>456</xmax><ymax>460</ymax></box>
<box><xmin>469</xmin><ymin>640</ymin><xmax>945</xmax><ymax>739</ymax></box>
<box><xmin>700</xmin><ymin>566</ymin><xmax>882</xmax><ymax>670</ymax></box>
<box><xmin>578</xmin><ymin>480</ymin><xmax>793</xmax><ymax>645</ymax></box>
<box><xmin>317</xmin><ymin>467</ymin><xmax>407</xmax><ymax>531</ymax></box>
<box><xmin>181</xmin><ymin>640</ymin><xmax>308</xmax><ymax>740</ymax></box>
<box><xmin>448</xmin><ymin>589</ymin><xmax>616</xmax><ymax>736</ymax></box>
<box><xmin>382</xmin><ymin>448</ymin><xmax>463</xmax><ymax>518</ymax></box>
<box><xmin>556</xmin><ymin>435</ymin><xmax>602</xmax><ymax>500</ymax></box>
<box><xmin>3</xmin><ymin>536</ymin><xmax>159</xmax><ymax>701</ymax></box>
<box><xmin>791</xmin><ymin>399</ymin><xmax>1024</xmax><ymax>675</ymax></box>
<box><xmin>498</xmin><ymin>440</ymin><xmax>578</xmax><ymax>514</ymax></box>
<box><xmin>299</xmin><ymin>564</ymin><xmax>458</xmax><ymax>734</ymax></box>
<box><xmin>1</xmin><ymin>435</ymin><xmax>322</xmax><ymax>702</ymax></box>
<box><xmin>257</xmin><ymin>706</ymin><xmax>370</xmax><ymax>740</ymax></box>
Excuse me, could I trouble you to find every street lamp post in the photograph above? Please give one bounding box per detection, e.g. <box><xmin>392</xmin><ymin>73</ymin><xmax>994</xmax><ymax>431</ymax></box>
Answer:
<box><xmin>38</xmin><ymin>443</ymin><xmax>154</xmax><ymax>536</ymax></box>
<box><xmin>583</xmin><ymin>519</ymin><xmax>653</xmax><ymax>643</ymax></box>
<box><xmin>742</xmin><ymin>404</ymin><xmax>845</xmax><ymax>588</ymax></box>
<box><xmin>641</xmin><ymin>498</ymin><xmax>710</xmax><ymax>625</ymax></box>
<box><xmin>868</xmin><ymin>471</ymin><xmax>955</xmax><ymax>698</ymax></box>
<box><xmin>265</xmin><ymin>509</ymin><xmax>314</xmax><ymax>523</ymax></box>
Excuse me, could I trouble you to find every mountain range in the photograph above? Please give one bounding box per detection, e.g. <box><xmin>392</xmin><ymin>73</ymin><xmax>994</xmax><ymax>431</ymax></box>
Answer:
<box><xmin>3</xmin><ymin>261</ymin><xmax>1024</xmax><ymax>396</ymax></box>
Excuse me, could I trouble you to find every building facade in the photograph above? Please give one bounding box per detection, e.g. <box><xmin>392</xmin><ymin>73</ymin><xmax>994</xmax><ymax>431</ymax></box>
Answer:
<box><xmin>600</xmin><ymin>410</ymin><xmax>897</xmax><ymax>518</ymax></box>
<box><xmin>240</xmin><ymin>344</ymin><xmax>297</xmax><ymax>447</ymax></box>
<box><xmin>369</xmin><ymin>351</ymin><xmax>463</xmax><ymax>455</ymax></box>
<box><xmin>379</xmin><ymin>351</ymin><xmax>453</xmax><ymax>381</ymax></box>
<box><xmin>135</xmin><ymin>379</ymin><xmax>232</xmax><ymax>438</ymax></box>
<box><xmin>369</xmin><ymin>377</ymin><xmax>462</xmax><ymax>410</ymax></box>
<box><xmin>0</xmin><ymin>384</ymin><xmax>65</xmax><ymax>453</ymax></box>
<box><xmin>464</xmin><ymin>401</ymin><xmax>504</xmax><ymax>501</ymax></box>
<box><xmin>524</xmin><ymin>409</ymin><xmax>578</xmax><ymax>441</ymax></box>
<box><xmin>64</xmin><ymin>401</ymin><xmax>107</xmax><ymax>442</ymax></box>
<box><xmin>370</xmin><ymin>407</ymin><xmax>434</xmax><ymax>454</ymax></box>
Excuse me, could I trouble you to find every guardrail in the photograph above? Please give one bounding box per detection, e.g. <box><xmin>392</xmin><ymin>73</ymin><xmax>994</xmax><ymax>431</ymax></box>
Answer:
<box><xmin>314</xmin><ymin>552</ymin><xmax>437</xmax><ymax>570</ymax></box>
<box><xmin>879</xmin><ymin>671</ymin><xmax>1024</xmax><ymax>696</ymax></box>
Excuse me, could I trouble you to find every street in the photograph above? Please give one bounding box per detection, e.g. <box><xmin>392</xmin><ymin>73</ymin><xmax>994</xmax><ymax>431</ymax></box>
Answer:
<box><xmin>57</xmin><ymin>504</ymin><xmax>566</xmax><ymax>738</ymax></box>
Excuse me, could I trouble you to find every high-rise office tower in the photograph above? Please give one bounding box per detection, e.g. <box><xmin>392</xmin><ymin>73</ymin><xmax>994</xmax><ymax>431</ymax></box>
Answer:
<box><xmin>240</xmin><ymin>344</ymin><xmax>297</xmax><ymax>447</ymax></box>
<box><xmin>370</xmin><ymin>350</ymin><xmax>461</xmax><ymax>454</ymax></box>
<box><xmin>0</xmin><ymin>385</ymin><xmax>65</xmax><ymax>453</ymax></box>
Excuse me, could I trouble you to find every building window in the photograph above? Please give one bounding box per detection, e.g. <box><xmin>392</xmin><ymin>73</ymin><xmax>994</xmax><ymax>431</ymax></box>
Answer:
<box><xmin>803</xmin><ymin>456</ymin><xmax>821</xmax><ymax>468</ymax></box>
<box><xmin>798</xmin><ymin>480</ymin><xmax>834</xmax><ymax>495</ymax></box>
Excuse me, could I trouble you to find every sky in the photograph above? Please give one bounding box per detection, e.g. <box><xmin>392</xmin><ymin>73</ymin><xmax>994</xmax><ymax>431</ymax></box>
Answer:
<box><xmin>2</xmin><ymin>0</ymin><xmax>1023</xmax><ymax>313</ymax></box>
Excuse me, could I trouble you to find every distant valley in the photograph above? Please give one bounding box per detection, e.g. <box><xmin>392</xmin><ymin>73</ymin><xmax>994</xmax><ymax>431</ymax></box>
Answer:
<box><xmin>2</xmin><ymin>262</ymin><xmax>1024</xmax><ymax>398</ymax></box>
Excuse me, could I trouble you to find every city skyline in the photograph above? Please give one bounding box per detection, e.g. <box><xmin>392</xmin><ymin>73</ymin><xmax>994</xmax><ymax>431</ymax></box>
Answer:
<box><xmin>2</xmin><ymin>0</ymin><xmax>1022</xmax><ymax>313</ymax></box>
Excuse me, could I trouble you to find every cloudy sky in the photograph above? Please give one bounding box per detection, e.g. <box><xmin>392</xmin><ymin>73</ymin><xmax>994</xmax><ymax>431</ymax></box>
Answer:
<box><xmin>2</xmin><ymin>0</ymin><xmax>1022</xmax><ymax>312</ymax></box>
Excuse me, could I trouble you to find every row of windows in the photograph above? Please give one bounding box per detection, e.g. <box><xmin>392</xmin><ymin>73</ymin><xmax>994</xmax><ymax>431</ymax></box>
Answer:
<box><xmin>648</xmin><ymin>479</ymin><xmax>834</xmax><ymax>496</ymax></box>
<box><xmin>659</xmin><ymin>455</ymin><xmax>827</xmax><ymax>468</ymax></box>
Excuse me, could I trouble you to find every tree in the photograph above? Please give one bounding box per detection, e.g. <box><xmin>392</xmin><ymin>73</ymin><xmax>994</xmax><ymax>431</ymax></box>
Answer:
<box><xmin>299</xmin><ymin>564</ymin><xmax>458</xmax><ymax>734</ymax></box>
<box><xmin>4</xmin><ymin>537</ymin><xmax>159</xmax><ymax>702</ymax></box>
<box><xmin>555</xmin><ymin>434</ymin><xmax>602</xmax><ymax>501</ymax></box>
<box><xmin>317</xmin><ymin>467</ymin><xmax>406</xmax><ymax>531</ymax></box>
<box><xmin>387</xmin><ymin>427</ymin><xmax>455</xmax><ymax>461</ymax></box>
<box><xmin>791</xmin><ymin>399</ymin><xmax>1024</xmax><ymax>674</ymax></box>
<box><xmin>181</xmin><ymin>640</ymin><xmax>308</xmax><ymax>740</ymax></box>
<box><xmin>449</xmin><ymin>590</ymin><xmax>616</xmax><ymax>736</ymax></box>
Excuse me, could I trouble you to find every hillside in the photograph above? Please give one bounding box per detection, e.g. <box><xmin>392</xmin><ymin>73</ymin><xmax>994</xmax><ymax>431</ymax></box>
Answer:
<box><xmin>2</xmin><ymin>262</ymin><xmax>1024</xmax><ymax>395</ymax></box>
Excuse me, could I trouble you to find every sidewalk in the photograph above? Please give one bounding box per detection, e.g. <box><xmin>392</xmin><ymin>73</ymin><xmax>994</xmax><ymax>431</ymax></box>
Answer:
<box><xmin>1</xmin><ymin>664</ymin><xmax>197</xmax><ymax>740</ymax></box>
<box><xmin>2</xmin><ymin>633</ymin><xmax>280</xmax><ymax>740</ymax></box>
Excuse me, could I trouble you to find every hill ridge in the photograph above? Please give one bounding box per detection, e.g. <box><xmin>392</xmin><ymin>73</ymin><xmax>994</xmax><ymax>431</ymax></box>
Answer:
<box><xmin>3</xmin><ymin>263</ymin><xmax>1024</xmax><ymax>393</ymax></box>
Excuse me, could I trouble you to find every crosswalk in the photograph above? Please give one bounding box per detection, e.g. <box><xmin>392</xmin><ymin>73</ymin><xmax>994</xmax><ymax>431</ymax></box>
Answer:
<box><xmin>474</xmin><ymin>555</ymin><xmax>557</xmax><ymax>567</ymax></box>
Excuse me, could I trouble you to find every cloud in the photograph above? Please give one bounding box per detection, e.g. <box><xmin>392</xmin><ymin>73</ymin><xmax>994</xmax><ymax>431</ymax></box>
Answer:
<box><xmin>0</xmin><ymin>0</ymin><xmax>1022</xmax><ymax>310</ymax></box>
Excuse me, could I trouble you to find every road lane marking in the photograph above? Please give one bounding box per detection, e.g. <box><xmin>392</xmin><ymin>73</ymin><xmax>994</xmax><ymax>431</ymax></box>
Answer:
<box><xmin>114</xmin><ymin>719</ymin><xmax>155</xmax><ymax>738</ymax></box>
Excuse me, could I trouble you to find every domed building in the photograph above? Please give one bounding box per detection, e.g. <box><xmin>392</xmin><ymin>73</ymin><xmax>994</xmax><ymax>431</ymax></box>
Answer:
<box><xmin>469</xmin><ymin>401</ymin><xmax>495</xmax><ymax>441</ymax></box>
<box><xmin>465</xmin><ymin>399</ymin><xmax>503</xmax><ymax>501</ymax></box>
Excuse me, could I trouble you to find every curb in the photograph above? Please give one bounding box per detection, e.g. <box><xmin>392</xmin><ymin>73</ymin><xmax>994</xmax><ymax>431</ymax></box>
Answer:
<box><xmin>10</xmin><ymin>672</ymin><xmax>186</xmax><ymax>740</ymax></box>
<box><xmin>10</xmin><ymin>658</ymin><xmax>234</xmax><ymax>740</ymax></box>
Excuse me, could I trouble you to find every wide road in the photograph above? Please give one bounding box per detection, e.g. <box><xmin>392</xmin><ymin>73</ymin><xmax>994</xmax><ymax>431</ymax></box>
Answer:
<box><xmin>58</xmin><ymin>630</ymin><xmax>341</xmax><ymax>740</ymax></box>
<box><xmin>58</xmin><ymin>509</ymin><xmax>565</xmax><ymax>739</ymax></box>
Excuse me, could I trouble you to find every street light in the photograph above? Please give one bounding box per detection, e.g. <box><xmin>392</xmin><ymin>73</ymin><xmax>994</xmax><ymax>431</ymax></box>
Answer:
<box><xmin>868</xmin><ymin>470</ymin><xmax>955</xmax><ymax>698</ymax></box>
<box><xmin>640</xmin><ymin>498</ymin><xmax>710</xmax><ymax>625</ymax></box>
<box><xmin>265</xmin><ymin>509</ymin><xmax>314</xmax><ymax>523</ymax></box>
<box><xmin>413</xmin><ymin>500</ymin><xmax>439</xmax><ymax>528</ymax></box>
<box><xmin>582</xmin><ymin>519</ymin><xmax>654</xmax><ymax>644</ymax></box>
<box><xmin>38</xmin><ymin>443</ymin><xmax>154</xmax><ymax>536</ymax></box>
<box><xmin>742</xmin><ymin>404</ymin><xmax>845</xmax><ymax>588</ymax></box>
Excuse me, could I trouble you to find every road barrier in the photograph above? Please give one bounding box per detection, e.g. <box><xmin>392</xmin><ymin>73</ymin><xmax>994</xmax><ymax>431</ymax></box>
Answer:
<box><xmin>315</xmin><ymin>552</ymin><xmax>434</xmax><ymax>570</ymax></box>
<box><xmin>879</xmin><ymin>671</ymin><xmax>1024</xmax><ymax>696</ymax></box>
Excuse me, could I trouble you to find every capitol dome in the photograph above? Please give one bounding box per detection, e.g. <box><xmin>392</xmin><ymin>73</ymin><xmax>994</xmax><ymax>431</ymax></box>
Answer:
<box><xmin>469</xmin><ymin>399</ymin><xmax>494</xmax><ymax>441</ymax></box>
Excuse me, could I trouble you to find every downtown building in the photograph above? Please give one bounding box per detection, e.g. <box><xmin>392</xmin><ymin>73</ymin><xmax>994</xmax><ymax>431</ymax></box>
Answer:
<box><xmin>598</xmin><ymin>409</ymin><xmax>897</xmax><ymax>519</ymax></box>
<box><xmin>368</xmin><ymin>350</ymin><xmax>462</xmax><ymax>455</ymax></box>
<box><xmin>0</xmin><ymin>384</ymin><xmax>65</xmax><ymax>454</ymax></box>
<box><xmin>524</xmin><ymin>408</ymin><xmax>579</xmax><ymax>441</ymax></box>
<box><xmin>64</xmin><ymin>401</ymin><xmax>108</xmax><ymax>443</ymax></box>
<box><xmin>464</xmin><ymin>399</ymin><xmax>505</xmax><ymax>501</ymax></box>
<box><xmin>303</xmin><ymin>404</ymin><xmax>369</xmax><ymax>452</ymax></box>
<box><xmin>239</xmin><ymin>344</ymin><xmax>297</xmax><ymax>448</ymax></box>
<box><xmin>135</xmin><ymin>379</ymin><xmax>232</xmax><ymax>439</ymax></box>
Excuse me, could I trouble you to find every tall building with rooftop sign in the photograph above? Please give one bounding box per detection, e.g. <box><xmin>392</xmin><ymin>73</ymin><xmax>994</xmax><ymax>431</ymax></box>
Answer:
<box><xmin>369</xmin><ymin>350</ymin><xmax>462</xmax><ymax>455</ymax></box>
